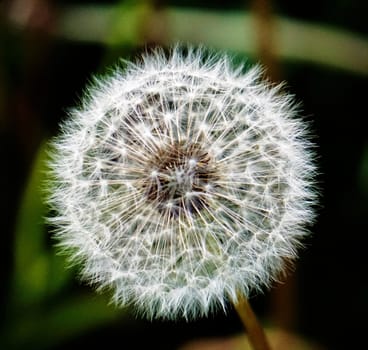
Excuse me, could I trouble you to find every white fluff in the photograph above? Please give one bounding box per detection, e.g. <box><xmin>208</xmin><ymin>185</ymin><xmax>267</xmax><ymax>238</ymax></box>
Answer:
<box><xmin>46</xmin><ymin>46</ymin><xmax>317</xmax><ymax>320</ymax></box>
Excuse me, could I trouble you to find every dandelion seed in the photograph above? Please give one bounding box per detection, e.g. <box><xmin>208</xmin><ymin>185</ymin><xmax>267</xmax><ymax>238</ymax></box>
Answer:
<box><xmin>46</xmin><ymin>46</ymin><xmax>317</xmax><ymax>320</ymax></box>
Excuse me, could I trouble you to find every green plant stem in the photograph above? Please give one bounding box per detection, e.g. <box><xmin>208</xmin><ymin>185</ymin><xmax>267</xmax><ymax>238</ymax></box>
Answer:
<box><xmin>233</xmin><ymin>295</ymin><xmax>271</xmax><ymax>350</ymax></box>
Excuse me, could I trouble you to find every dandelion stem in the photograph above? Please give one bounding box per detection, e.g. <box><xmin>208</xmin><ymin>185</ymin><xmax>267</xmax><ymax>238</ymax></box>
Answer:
<box><xmin>233</xmin><ymin>295</ymin><xmax>272</xmax><ymax>350</ymax></box>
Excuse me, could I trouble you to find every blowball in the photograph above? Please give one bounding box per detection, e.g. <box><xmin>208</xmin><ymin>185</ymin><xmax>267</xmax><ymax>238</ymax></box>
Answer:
<box><xmin>47</xmin><ymin>46</ymin><xmax>316</xmax><ymax>320</ymax></box>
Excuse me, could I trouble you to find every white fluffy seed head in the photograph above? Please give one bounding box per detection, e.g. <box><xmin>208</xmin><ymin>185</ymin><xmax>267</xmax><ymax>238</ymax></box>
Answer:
<box><xmin>46</xmin><ymin>46</ymin><xmax>317</xmax><ymax>320</ymax></box>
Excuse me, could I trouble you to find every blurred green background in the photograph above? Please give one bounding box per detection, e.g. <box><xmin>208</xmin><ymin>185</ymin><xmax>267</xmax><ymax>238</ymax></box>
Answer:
<box><xmin>1</xmin><ymin>1</ymin><xmax>368</xmax><ymax>349</ymax></box>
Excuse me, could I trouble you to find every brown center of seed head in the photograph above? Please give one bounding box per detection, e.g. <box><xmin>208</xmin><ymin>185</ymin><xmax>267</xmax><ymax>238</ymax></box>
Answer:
<box><xmin>142</xmin><ymin>141</ymin><xmax>218</xmax><ymax>217</ymax></box>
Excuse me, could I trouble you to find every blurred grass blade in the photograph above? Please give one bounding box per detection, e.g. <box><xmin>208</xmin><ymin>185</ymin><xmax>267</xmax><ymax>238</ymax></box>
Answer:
<box><xmin>52</xmin><ymin>5</ymin><xmax>368</xmax><ymax>75</ymax></box>
<box><xmin>12</xmin><ymin>142</ymin><xmax>72</xmax><ymax>308</ymax></box>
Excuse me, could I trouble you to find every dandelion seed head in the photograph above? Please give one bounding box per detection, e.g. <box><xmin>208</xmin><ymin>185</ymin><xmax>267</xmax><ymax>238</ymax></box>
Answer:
<box><xmin>47</xmin><ymin>46</ymin><xmax>317</xmax><ymax>320</ymax></box>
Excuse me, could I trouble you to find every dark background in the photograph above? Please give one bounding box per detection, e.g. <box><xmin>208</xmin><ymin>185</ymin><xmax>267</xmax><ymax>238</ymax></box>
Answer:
<box><xmin>1</xmin><ymin>1</ymin><xmax>367</xmax><ymax>349</ymax></box>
